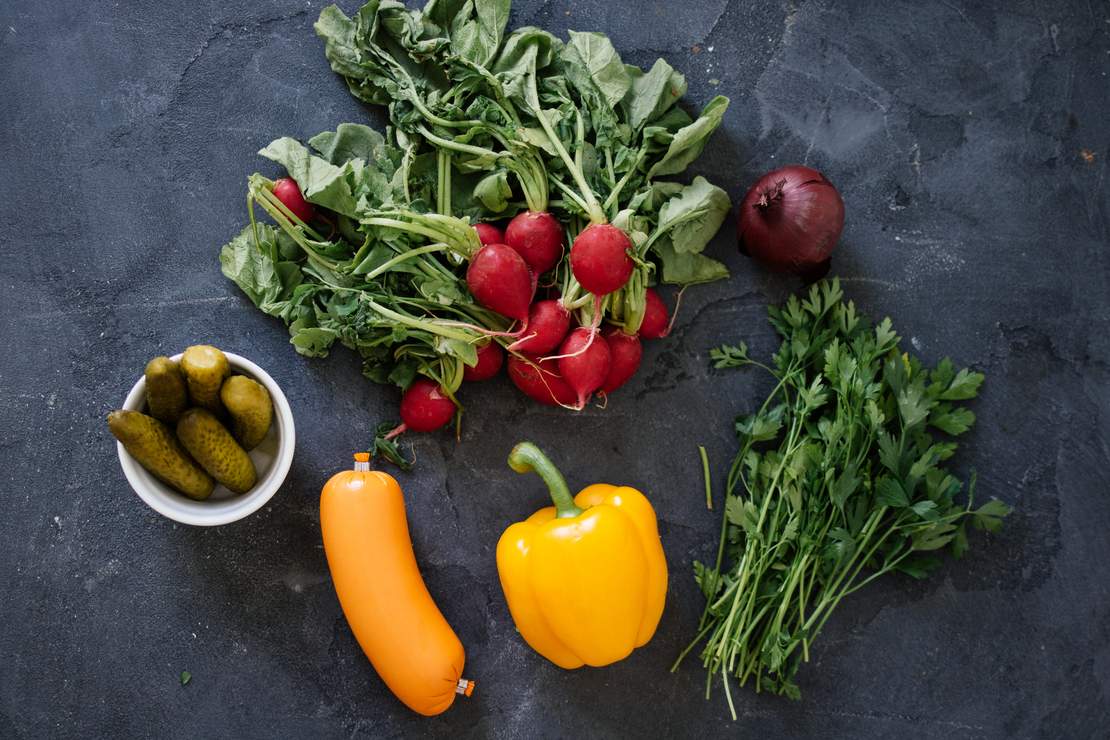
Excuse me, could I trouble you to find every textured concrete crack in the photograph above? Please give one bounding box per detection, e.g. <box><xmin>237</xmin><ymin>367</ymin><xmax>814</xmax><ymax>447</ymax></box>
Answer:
<box><xmin>172</xmin><ymin>6</ymin><xmax>315</xmax><ymax>108</ymax></box>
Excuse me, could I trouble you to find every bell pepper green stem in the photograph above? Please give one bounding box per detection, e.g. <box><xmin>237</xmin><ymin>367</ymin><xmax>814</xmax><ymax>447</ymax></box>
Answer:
<box><xmin>508</xmin><ymin>442</ymin><xmax>583</xmax><ymax>519</ymax></box>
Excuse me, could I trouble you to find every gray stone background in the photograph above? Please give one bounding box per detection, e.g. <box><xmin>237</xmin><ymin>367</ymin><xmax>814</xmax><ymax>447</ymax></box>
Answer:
<box><xmin>2</xmin><ymin>0</ymin><xmax>1108</xmax><ymax>737</ymax></box>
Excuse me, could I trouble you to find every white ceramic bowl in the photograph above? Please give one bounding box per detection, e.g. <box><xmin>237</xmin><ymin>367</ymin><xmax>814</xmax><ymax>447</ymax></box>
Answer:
<box><xmin>117</xmin><ymin>352</ymin><xmax>295</xmax><ymax>526</ymax></box>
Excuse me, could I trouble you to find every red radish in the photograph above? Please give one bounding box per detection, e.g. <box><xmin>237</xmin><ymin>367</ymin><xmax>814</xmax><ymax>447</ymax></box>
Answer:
<box><xmin>272</xmin><ymin>177</ymin><xmax>315</xmax><ymax>222</ymax></box>
<box><xmin>600</xmin><ymin>327</ymin><xmax>642</xmax><ymax>393</ymax></box>
<box><xmin>570</xmin><ymin>223</ymin><xmax>634</xmax><ymax>295</ymax></box>
<box><xmin>474</xmin><ymin>222</ymin><xmax>505</xmax><ymax>247</ymax></box>
<box><xmin>507</xmin><ymin>355</ymin><xmax>577</xmax><ymax>407</ymax></box>
<box><xmin>737</xmin><ymin>165</ymin><xmax>844</xmax><ymax>275</ymax></box>
<box><xmin>463</xmin><ymin>341</ymin><xmax>504</xmax><ymax>382</ymax></box>
<box><xmin>465</xmin><ymin>243</ymin><xmax>535</xmax><ymax>322</ymax></box>
<box><xmin>639</xmin><ymin>288</ymin><xmax>670</xmax><ymax>339</ymax></box>
<box><xmin>557</xmin><ymin>327</ymin><xmax>611</xmax><ymax>409</ymax></box>
<box><xmin>505</xmin><ymin>211</ymin><xmax>565</xmax><ymax>274</ymax></box>
<box><xmin>398</xmin><ymin>378</ymin><xmax>456</xmax><ymax>432</ymax></box>
<box><xmin>509</xmin><ymin>299</ymin><xmax>571</xmax><ymax>355</ymax></box>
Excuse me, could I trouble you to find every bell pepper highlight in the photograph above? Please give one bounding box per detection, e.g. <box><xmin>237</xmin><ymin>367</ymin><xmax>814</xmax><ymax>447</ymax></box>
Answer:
<box><xmin>496</xmin><ymin>442</ymin><xmax>668</xmax><ymax>669</ymax></box>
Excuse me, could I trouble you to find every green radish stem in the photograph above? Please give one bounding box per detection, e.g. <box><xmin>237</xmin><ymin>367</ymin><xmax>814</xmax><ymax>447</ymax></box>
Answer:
<box><xmin>324</xmin><ymin>284</ymin><xmax>484</xmax><ymax>344</ymax></box>
<box><xmin>503</xmin><ymin>146</ymin><xmax>549</xmax><ymax>212</ymax></box>
<box><xmin>418</xmin><ymin>124</ymin><xmax>549</xmax><ymax>212</ymax></box>
<box><xmin>248</xmin><ymin>178</ymin><xmax>338</xmax><ymax>274</ymax></box>
<box><xmin>359</xmin><ymin>244</ymin><xmax>449</xmax><ymax>280</ymax></box>
<box><xmin>418</xmin><ymin>124</ymin><xmax>499</xmax><ymax>159</ymax></box>
<box><xmin>549</xmin><ymin>176</ymin><xmax>592</xmax><ymax>215</ymax></box>
<box><xmin>436</xmin><ymin>149</ymin><xmax>452</xmax><ymax>216</ymax></box>
<box><xmin>362</xmin><ymin>212</ymin><xmax>481</xmax><ymax>259</ymax></box>
<box><xmin>526</xmin><ymin>75</ymin><xmax>605</xmax><ymax>224</ymax></box>
<box><xmin>603</xmin><ymin>149</ymin><xmax>647</xmax><ymax>218</ymax></box>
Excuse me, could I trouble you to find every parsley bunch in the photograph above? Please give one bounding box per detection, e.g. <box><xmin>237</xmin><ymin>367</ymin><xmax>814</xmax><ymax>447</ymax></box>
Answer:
<box><xmin>676</xmin><ymin>279</ymin><xmax>1010</xmax><ymax>713</ymax></box>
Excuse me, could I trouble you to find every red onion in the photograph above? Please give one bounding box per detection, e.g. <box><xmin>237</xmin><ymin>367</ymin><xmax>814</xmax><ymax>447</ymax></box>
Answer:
<box><xmin>737</xmin><ymin>165</ymin><xmax>844</xmax><ymax>275</ymax></box>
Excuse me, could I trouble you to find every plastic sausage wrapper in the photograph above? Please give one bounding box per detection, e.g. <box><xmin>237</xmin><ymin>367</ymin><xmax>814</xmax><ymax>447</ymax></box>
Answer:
<box><xmin>320</xmin><ymin>453</ymin><xmax>474</xmax><ymax>716</ymax></box>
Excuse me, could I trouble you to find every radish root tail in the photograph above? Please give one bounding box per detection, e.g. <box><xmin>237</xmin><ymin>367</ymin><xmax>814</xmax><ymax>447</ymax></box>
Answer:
<box><xmin>539</xmin><ymin>294</ymin><xmax>602</xmax><ymax>362</ymax></box>
<box><xmin>664</xmin><ymin>286</ymin><xmax>686</xmax><ymax>338</ymax></box>
<box><xmin>438</xmin><ymin>318</ymin><xmax>528</xmax><ymax>339</ymax></box>
<box><xmin>515</xmin><ymin>354</ymin><xmax>586</xmax><ymax>411</ymax></box>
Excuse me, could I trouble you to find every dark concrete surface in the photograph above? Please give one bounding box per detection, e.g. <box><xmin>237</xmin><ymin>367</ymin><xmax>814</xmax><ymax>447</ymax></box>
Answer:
<box><xmin>2</xmin><ymin>0</ymin><xmax>1109</xmax><ymax>737</ymax></box>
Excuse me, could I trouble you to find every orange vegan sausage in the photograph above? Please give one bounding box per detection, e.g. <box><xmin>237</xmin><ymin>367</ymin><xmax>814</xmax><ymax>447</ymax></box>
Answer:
<box><xmin>320</xmin><ymin>453</ymin><xmax>474</xmax><ymax>716</ymax></box>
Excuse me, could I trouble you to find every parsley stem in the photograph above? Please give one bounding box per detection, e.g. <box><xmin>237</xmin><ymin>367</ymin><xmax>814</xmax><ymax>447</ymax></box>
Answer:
<box><xmin>699</xmin><ymin>446</ymin><xmax>713</xmax><ymax>510</ymax></box>
<box><xmin>722</xmin><ymin>665</ymin><xmax>737</xmax><ymax>720</ymax></box>
<box><xmin>670</xmin><ymin>620</ymin><xmax>716</xmax><ymax>673</ymax></box>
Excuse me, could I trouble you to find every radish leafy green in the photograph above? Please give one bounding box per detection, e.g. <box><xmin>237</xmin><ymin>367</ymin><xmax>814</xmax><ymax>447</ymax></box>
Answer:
<box><xmin>315</xmin><ymin>0</ymin><xmax>732</xmax><ymax>288</ymax></box>
<box><xmin>221</xmin><ymin>0</ymin><xmax>733</xmax><ymax>402</ymax></box>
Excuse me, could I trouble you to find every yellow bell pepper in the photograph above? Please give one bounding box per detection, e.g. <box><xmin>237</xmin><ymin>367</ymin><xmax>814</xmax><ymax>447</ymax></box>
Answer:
<box><xmin>496</xmin><ymin>442</ymin><xmax>668</xmax><ymax>669</ymax></box>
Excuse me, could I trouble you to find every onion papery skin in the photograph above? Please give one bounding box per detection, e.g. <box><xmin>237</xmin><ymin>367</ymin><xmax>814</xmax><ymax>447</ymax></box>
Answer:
<box><xmin>737</xmin><ymin>165</ymin><xmax>844</xmax><ymax>274</ymax></box>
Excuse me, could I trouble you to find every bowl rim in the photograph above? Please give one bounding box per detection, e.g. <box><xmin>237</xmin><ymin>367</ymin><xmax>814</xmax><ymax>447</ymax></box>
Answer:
<box><xmin>117</xmin><ymin>351</ymin><xmax>295</xmax><ymax>526</ymax></box>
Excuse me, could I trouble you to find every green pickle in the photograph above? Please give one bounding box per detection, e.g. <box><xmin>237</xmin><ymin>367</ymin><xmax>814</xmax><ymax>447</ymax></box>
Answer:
<box><xmin>220</xmin><ymin>375</ymin><xmax>273</xmax><ymax>450</ymax></box>
<box><xmin>180</xmin><ymin>345</ymin><xmax>230</xmax><ymax>413</ymax></box>
<box><xmin>144</xmin><ymin>356</ymin><xmax>188</xmax><ymax>424</ymax></box>
<box><xmin>108</xmin><ymin>410</ymin><xmax>214</xmax><ymax>500</ymax></box>
<box><xmin>176</xmin><ymin>409</ymin><xmax>257</xmax><ymax>494</ymax></box>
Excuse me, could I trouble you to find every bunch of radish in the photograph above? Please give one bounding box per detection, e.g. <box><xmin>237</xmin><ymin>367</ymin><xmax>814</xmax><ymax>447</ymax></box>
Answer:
<box><xmin>268</xmin><ymin>180</ymin><xmax>675</xmax><ymax>441</ymax></box>
<box><xmin>399</xmin><ymin>212</ymin><xmax>671</xmax><ymax>434</ymax></box>
<box><xmin>228</xmin><ymin>8</ymin><xmax>738</xmax><ymax>455</ymax></box>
